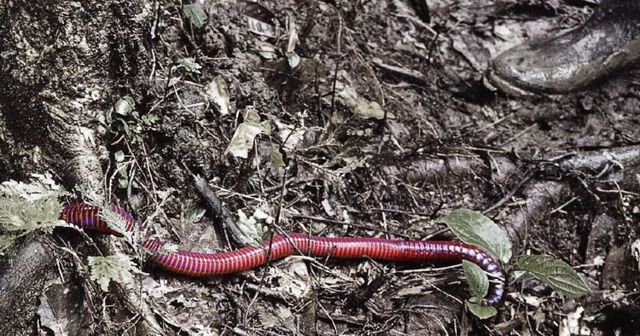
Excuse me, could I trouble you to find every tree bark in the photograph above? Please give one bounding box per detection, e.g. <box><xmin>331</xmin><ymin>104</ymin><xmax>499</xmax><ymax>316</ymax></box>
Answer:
<box><xmin>0</xmin><ymin>0</ymin><xmax>150</xmax><ymax>333</ymax></box>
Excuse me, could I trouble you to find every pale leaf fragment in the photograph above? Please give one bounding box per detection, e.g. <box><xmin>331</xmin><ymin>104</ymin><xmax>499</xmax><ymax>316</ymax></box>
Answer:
<box><xmin>225</xmin><ymin>108</ymin><xmax>267</xmax><ymax>159</ymax></box>
<box><xmin>245</xmin><ymin>16</ymin><xmax>276</xmax><ymax>37</ymax></box>
<box><xmin>204</xmin><ymin>76</ymin><xmax>231</xmax><ymax>116</ymax></box>
<box><xmin>337</xmin><ymin>83</ymin><xmax>394</xmax><ymax>120</ymax></box>
<box><xmin>225</xmin><ymin>122</ymin><xmax>264</xmax><ymax>159</ymax></box>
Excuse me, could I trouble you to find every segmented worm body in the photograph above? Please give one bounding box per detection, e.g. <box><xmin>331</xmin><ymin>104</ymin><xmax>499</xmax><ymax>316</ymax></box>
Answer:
<box><xmin>61</xmin><ymin>203</ymin><xmax>505</xmax><ymax>306</ymax></box>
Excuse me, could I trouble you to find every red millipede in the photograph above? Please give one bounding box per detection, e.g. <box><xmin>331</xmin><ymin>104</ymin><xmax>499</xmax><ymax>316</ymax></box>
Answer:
<box><xmin>60</xmin><ymin>203</ymin><xmax>506</xmax><ymax>306</ymax></box>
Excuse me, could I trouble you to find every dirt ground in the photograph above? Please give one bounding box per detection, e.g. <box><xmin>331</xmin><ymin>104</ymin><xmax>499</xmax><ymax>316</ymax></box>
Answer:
<box><xmin>2</xmin><ymin>0</ymin><xmax>640</xmax><ymax>335</ymax></box>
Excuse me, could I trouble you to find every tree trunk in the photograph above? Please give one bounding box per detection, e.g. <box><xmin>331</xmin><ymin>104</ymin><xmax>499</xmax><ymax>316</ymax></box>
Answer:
<box><xmin>0</xmin><ymin>1</ymin><xmax>150</xmax><ymax>334</ymax></box>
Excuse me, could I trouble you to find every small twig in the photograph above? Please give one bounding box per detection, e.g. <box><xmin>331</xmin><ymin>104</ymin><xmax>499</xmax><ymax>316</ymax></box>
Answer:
<box><xmin>290</xmin><ymin>214</ymin><xmax>412</xmax><ymax>239</ymax></box>
<box><xmin>422</xmin><ymin>227</ymin><xmax>449</xmax><ymax>240</ymax></box>
<box><xmin>317</xmin><ymin>309</ymin><xmax>363</xmax><ymax>328</ymax></box>
<box><xmin>549</xmin><ymin>196</ymin><xmax>579</xmax><ymax>214</ymax></box>
<box><xmin>330</xmin><ymin>60</ymin><xmax>339</xmax><ymax>115</ymax></box>
<box><xmin>372</xmin><ymin>59</ymin><xmax>428</xmax><ymax>85</ymax></box>
<box><xmin>427</xmin><ymin>30</ymin><xmax>440</xmax><ymax>63</ymax></box>
<box><xmin>595</xmin><ymin>187</ymin><xmax>640</xmax><ymax>196</ymax></box>
<box><xmin>498</xmin><ymin>124</ymin><xmax>537</xmax><ymax>147</ymax></box>
<box><xmin>392</xmin><ymin>14</ymin><xmax>440</xmax><ymax>38</ymax></box>
<box><xmin>483</xmin><ymin>170</ymin><xmax>535</xmax><ymax>214</ymax></box>
<box><xmin>316</xmin><ymin>300</ymin><xmax>340</xmax><ymax>334</ymax></box>
<box><xmin>369</xmin><ymin>207</ymin><xmax>428</xmax><ymax>216</ymax></box>
<box><xmin>243</xmin><ymin>283</ymin><xmax>291</xmax><ymax>302</ymax></box>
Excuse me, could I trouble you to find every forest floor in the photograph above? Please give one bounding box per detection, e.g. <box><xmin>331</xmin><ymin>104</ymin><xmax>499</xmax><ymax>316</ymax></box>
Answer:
<box><xmin>37</xmin><ymin>0</ymin><xmax>640</xmax><ymax>335</ymax></box>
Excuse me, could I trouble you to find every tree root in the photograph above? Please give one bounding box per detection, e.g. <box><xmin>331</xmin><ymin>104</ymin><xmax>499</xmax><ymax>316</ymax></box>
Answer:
<box><xmin>0</xmin><ymin>237</ymin><xmax>55</xmax><ymax>335</ymax></box>
<box><xmin>380</xmin><ymin>145</ymin><xmax>640</xmax><ymax>253</ymax></box>
<box><xmin>502</xmin><ymin>180</ymin><xmax>570</xmax><ymax>253</ymax></box>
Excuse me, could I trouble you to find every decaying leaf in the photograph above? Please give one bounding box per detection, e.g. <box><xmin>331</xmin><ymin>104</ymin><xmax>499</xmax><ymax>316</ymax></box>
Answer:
<box><xmin>176</xmin><ymin>57</ymin><xmax>202</xmax><ymax>74</ymax></box>
<box><xmin>204</xmin><ymin>76</ymin><xmax>231</xmax><ymax>116</ymax></box>
<box><xmin>38</xmin><ymin>287</ymin><xmax>70</xmax><ymax>335</ymax></box>
<box><xmin>631</xmin><ymin>239</ymin><xmax>640</xmax><ymax>270</ymax></box>
<box><xmin>245</xmin><ymin>16</ymin><xmax>276</xmax><ymax>37</ymax></box>
<box><xmin>242</xmin><ymin>1</ymin><xmax>278</xmax><ymax>37</ymax></box>
<box><xmin>274</xmin><ymin>120</ymin><xmax>306</xmax><ymax>150</ymax></box>
<box><xmin>224</xmin><ymin>108</ymin><xmax>269</xmax><ymax>159</ymax></box>
<box><xmin>270</xmin><ymin>145</ymin><xmax>285</xmax><ymax>168</ymax></box>
<box><xmin>287</xmin><ymin>52</ymin><xmax>300</xmax><ymax>69</ymax></box>
<box><xmin>285</xmin><ymin>14</ymin><xmax>300</xmax><ymax>69</ymax></box>
<box><xmin>559</xmin><ymin>306</ymin><xmax>588</xmax><ymax>336</ymax></box>
<box><xmin>185</xmin><ymin>202</ymin><xmax>207</xmax><ymax>224</ymax></box>
<box><xmin>114</xmin><ymin>149</ymin><xmax>125</xmax><ymax>163</ymax></box>
<box><xmin>236</xmin><ymin>208</ymin><xmax>269</xmax><ymax>246</ymax></box>
<box><xmin>113</xmin><ymin>96</ymin><xmax>135</xmax><ymax>116</ymax></box>
<box><xmin>254</xmin><ymin>40</ymin><xmax>278</xmax><ymax>60</ymax></box>
<box><xmin>336</xmin><ymin>82</ymin><xmax>394</xmax><ymax>120</ymax></box>
<box><xmin>225</xmin><ymin>121</ymin><xmax>265</xmax><ymax>159</ymax></box>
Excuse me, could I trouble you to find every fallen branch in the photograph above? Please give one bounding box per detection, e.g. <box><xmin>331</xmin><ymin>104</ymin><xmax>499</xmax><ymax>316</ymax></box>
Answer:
<box><xmin>193</xmin><ymin>175</ymin><xmax>255</xmax><ymax>247</ymax></box>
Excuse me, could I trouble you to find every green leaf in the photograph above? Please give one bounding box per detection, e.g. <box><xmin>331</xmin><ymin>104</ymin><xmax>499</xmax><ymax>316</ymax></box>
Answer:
<box><xmin>466</xmin><ymin>300</ymin><xmax>497</xmax><ymax>319</ymax></box>
<box><xmin>462</xmin><ymin>260</ymin><xmax>489</xmax><ymax>298</ymax></box>
<box><xmin>515</xmin><ymin>255</ymin><xmax>590</xmax><ymax>299</ymax></box>
<box><xmin>183</xmin><ymin>4</ymin><xmax>207</xmax><ymax>28</ymax></box>
<box><xmin>441</xmin><ymin>209</ymin><xmax>512</xmax><ymax>264</ymax></box>
<box><xmin>98</xmin><ymin>206</ymin><xmax>134</xmax><ymax>242</ymax></box>
<box><xmin>509</xmin><ymin>270</ymin><xmax>534</xmax><ymax>283</ymax></box>
<box><xmin>114</xmin><ymin>96</ymin><xmax>135</xmax><ymax>116</ymax></box>
<box><xmin>177</xmin><ymin>57</ymin><xmax>202</xmax><ymax>74</ymax></box>
<box><xmin>0</xmin><ymin>174</ymin><xmax>68</xmax><ymax>236</ymax></box>
<box><xmin>1</xmin><ymin>173</ymin><xmax>66</xmax><ymax>202</ymax></box>
<box><xmin>88</xmin><ymin>254</ymin><xmax>139</xmax><ymax>291</ymax></box>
